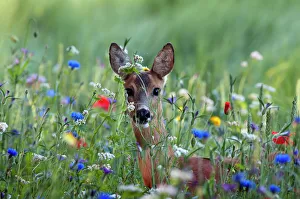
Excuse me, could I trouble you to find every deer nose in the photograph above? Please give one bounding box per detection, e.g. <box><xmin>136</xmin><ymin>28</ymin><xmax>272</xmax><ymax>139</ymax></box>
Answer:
<box><xmin>136</xmin><ymin>108</ymin><xmax>151</xmax><ymax>124</ymax></box>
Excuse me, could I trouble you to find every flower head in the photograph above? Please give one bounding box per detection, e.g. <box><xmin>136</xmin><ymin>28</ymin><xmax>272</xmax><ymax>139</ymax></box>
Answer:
<box><xmin>257</xmin><ymin>186</ymin><xmax>267</xmax><ymax>195</ymax></box>
<box><xmin>222</xmin><ymin>184</ymin><xmax>237</xmax><ymax>192</ymax></box>
<box><xmin>250</xmin><ymin>51</ymin><xmax>263</xmax><ymax>61</ymax></box>
<box><xmin>68</xmin><ymin>60</ymin><xmax>80</xmax><ymax>70</ymax></box>
<box><xmin>250</xmin><ymin>123</ymin><xmax>259</xmax><ymax>131</ymax></box>
<box><xmin>294</xmin><ymin>116</ymin><xmax>300</xmax><ymax>125</ymax></box>
<box><xmin>274</xmin><ymin>154</ymin><xmax>291</xmax><ymax>164</ymax></box>
<box><xmin>224</xmin><ymin>101</ymin><xmax>231</xmax><ymax>115</ymax></box>
<box><xmin>26</xmin><ymin>74</ymin><xmax>46</xmax><ymax>85</ymax></box>
<box><xmin>0</xmin><ymin>122</ymin><xmax>8</xmax><ymax>132</ymax></box>
<box><xmin>210</xmin><ymin>116</ymin><xmax>221</xmax><ymax>127</ymax></box>
<box><xmin>192</xmin><ymin>129</ymin><xmax>210</xmax><ymax>140</ymax></box>
<box><xmin>272</xmin><ymin>131</ymin><xmax>293</xmax><ymax>145</ymax></box>
<box><xmin>269</xmin><ymin>184</ymin><xmax>280</xmax><ymax>194</ymax></box>
<box><xmin>71</xmin><ymin>112</ymin><xmax>84</xmax><ymax>121</ymax></box>
<box><xmin>77</xmin><ymin>163</ymin><xmax>85</xmax><ymax>171</ymax></box>
<box><xmin>293</xmin><ymin>149</ymin><xmax>299</xmax><ymax>156</ymax></box>
<box><xmin>239</xmin><ymin>179</ymin><xmax>256</xmax><ymax>190</ymax></box>
<box><xmin>240</xmin><ymin>61</ymin><xmax>248</xmax><ymax>67</ymax></box>
<box><xmin>61</xmin><ymin>96</ymin><xmax>76</xmax><ymax>105</ymax></box>
<box><xmin>166</xmin><ymin>95</ymin><xmax>177</xmax><ymax>105</ymax></box>
<box><xmin>66</xmin><ymin>46</ymin><xmax>80</xmax><ymax>55</ymax></box>
<box><xmin>93</xmin><ymin>96</ymin><xmax>111</xmax><ymax>111</ymax></box>
<box><xmin>233</xmin><ymin>172</ymin><xmax>246</xmax><ymax>183</ymax></box>
<box><xmin>97</xmin><ymin>192</ymin><xmax>111</xmax><ymax>199</ymax></box>
<box><xmin>46</xmin><ymin>89</ymin><xmax>56</xmax><ymax>97</ymax></box>
<box><xmin>101</xmin><ymin>165</ymin><xmax>113</xmax><ymax>175</ymax></box>
<box><xmin>7</xmin><ymin>148</ymin><xmax>18</xmax><ymax>157</ymax></box>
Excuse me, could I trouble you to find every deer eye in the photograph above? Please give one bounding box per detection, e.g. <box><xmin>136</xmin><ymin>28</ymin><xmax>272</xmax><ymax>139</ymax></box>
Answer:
<box><xmin>153</xmin><ymin>88</ymin><xmax>161</xmax><ymax>96</ymax></box>
<box><xmin>125</xmin><ymin>88</ymin><xmax>134</xmax><ymax>97</ymax></box>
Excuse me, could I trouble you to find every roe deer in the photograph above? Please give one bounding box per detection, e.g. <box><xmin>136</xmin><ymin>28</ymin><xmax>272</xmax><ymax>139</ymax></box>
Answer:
<box><xmin>109</xmin><ymin>43</ymin><xmax>238</xmax><ymax>191</ymax></box>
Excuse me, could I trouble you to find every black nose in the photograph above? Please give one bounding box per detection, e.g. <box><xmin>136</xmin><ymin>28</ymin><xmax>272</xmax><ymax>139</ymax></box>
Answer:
<box><xmin>136</xmin><ymin>108</ymin><xmax>151</xmax><ymax>124</ymax></box>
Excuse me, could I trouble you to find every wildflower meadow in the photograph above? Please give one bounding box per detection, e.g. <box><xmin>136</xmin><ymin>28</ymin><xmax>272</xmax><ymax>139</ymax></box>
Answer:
<box><xmin>1</xmin><ymin>1</ymin><xmax>300</xmax><ymax>198</ymax></box>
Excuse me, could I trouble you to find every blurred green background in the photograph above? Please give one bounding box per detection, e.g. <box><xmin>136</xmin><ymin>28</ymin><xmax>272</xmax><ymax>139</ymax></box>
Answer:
<box><xmin>0</xmin><ymin>0</ymin><xmax>300</xmax><ymax>108</ymax></box>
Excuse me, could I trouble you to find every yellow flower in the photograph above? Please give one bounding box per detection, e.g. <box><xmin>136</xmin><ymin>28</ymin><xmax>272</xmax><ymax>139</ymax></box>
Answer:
<box><xmin>142</xmin><ymin>67</ymin><xmax>150</xmax><ymax>71</ymax></box>
<box><xmin>210</xmin><ymin>116</ymin><xmax>221</xmax><ymax>127</ymax></box>
<box><xmin>175</xmin><ymin>116</ymin><xmax>181</xmax><ymax>122</ymax></box>
<box><xmin>63</xmin><ymin>132</ymin><xmax>77</xmax><ymax>146</ymax></box>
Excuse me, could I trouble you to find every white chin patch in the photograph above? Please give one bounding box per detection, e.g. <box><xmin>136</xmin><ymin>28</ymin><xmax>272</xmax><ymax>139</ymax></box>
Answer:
<box><xmin>141</xmin><ymin>123</ymin><xmax>149</xmax><ymax>128</ymax></box>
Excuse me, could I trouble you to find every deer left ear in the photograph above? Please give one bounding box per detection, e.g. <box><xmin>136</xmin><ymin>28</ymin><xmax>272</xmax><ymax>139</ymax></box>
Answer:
<box><xmin>151</xmin><ymin>43</ymin><xmax>174</xmax><ymax>78</ymax></box>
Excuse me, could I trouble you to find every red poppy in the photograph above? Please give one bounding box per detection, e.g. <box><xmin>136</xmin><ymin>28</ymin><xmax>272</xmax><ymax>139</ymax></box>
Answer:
<box><xmin>272</xmin><ymin>131</ymin><xmax>293</xmax><ymax>145</ymax></box>
<box><xmin>224</xmin><ymin>101</ymin><xmax>231</xmax><ymax>115</ymax></box>
<box><xmin>77</xmin><ymin>138</ymin><xmax>87</xmax><ymax>149</ymax></box>
<box><xmin>93</xmin><ymin>95</ymin><xmax>110</xmax><ymax>111</ymax></box>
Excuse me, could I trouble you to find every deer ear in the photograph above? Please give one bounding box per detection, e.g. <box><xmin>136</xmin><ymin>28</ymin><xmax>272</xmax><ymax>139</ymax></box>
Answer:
<box><xmin>109</xmin><ymin>43</ymin><xmax>131</xmax><ymax>77</ymax></box>
<box><xmin>151</xmin><ymin>43</ymin><xmax>174</xmax><ymax>78</ymax></box>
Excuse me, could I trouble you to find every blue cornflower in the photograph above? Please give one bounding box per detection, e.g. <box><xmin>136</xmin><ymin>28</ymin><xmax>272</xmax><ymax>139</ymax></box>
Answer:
<box><xmin>294</xmin><ymin>116</ymin><xmax>300</xmax><ymax>124</ymax></box>
<box><xmin>71</xmin><ymin>112</ymin><xmax>84</xmax><ymax>121</ymax></box>
<box><xmin>269</xmin><ymin>184</ymin><xmax>280</xmax><ymax>194</ymax></box>
<box><xmin>7</xmin><ymin>148</ymin><xmax>18</xmax><ymax>157</ymax></box>
<box><xmin>192</xmin><ymin>129</ymin><xmax>210</xmax><ymax>139</ymax></box>
<box><xmin>68</xmin><ymin>60</ymin><xmax>80</xmax><ymax>70</ymax></box>
<box><xmin>72</xmin><ymin>131</ymin><xmax>78</xmax><ymax>138</ymax></box>
<box><xmin>77</xmin><ymin>163</ymin><xmax>85</xmax><ymax>171</ymax></box>
<box><xmin>239</xmin><ymin>179</ymin><xmax>256</xmax><ymax>190</ymax></box>
<box><xmin>11</xmin><ymin>129</ymin><xmax>20</xmax><ymax>135</ymax></box>
<box><xmin>232</xmin><ymin>172</ymin><xmax>246</xmax><ymax>183</ymax></box>
<box><xmin>274</xmin><ymin>154</ymin><xmax>291</xmax><ymax>164</ymax></box>
<box><xmin>98</xmin><ymin>192</ymin><xmax>111</xmax><ymax>199</ymax></box>
<box><xmin>46</xmin><ymin>89</ymin><xmax>56</xmax><ymax>97</ymax></box>
<box><xmin>294</xmin><ymin>149</ymin><xmax>299</xmax><ymax>156</ymax></box>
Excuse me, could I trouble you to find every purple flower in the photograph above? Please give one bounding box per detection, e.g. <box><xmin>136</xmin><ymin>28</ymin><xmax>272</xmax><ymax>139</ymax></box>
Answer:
<box><xmin>269</xmin><ymin>184</ymin><xmax>280</xmax><ymax>194</ymax></box>
<box><xmin>21</xmin><ymin>48</ymin><xmax>29</xmax><ymax>55</ymax></box>
<box><xmin>61</xmin><ymin>96</ymin><xmax>76</xmax><ymax>105</ymax></box>
<box><xmin>26</xmin><ymin>74</ymin><xmax>46</xmax><ymax>85</ymax></box>
<box><xmin>274</xmin><ymin>154</ymin><xmax>291</xmax><ymax>164</ymax></box>
<box><xmin>222</xmin><ymin>184</ymin><xmax>237</xmax><ymax>192</ymax></box>
<box><xmin>250</xmin><ymin>123</ymin><xmax>259</xmax><ymax>131</ymax></box>
<box><xmin>192</xmin><ymin>129</ymin><xmax>210</xmax><ymax>140</ymax></box>
<box><xmin>166</xmin><ymin>96</ymin><xmax>177</xmax><ymax>105</ymax></box>
<box><xmin>100</xmin><ymin>166</ymin><xmax>113</xmax><ymax>175</ymax></box>
<box><xmin>14</xmin><ymin>58</ymin><xmax>20</xmax><ymax>65</ymax></box>
<box><xmin>257</xmin><ymin>186</ymin><xmax>267</xmax><ymax>195</ymax></box>
<box><xmin>108</xmin><ymin>98</ymin><xmax>117</xmax><ymax>104</ymax></box>
<box><xmin>68</xmin><ymin>60</ymin><xmax>80</xmax><ymax>70</ymax></box>
<box><xmin>57</xmin><ymin>154</ymin><xmax>66</xmax><ymax>161</ymax></box>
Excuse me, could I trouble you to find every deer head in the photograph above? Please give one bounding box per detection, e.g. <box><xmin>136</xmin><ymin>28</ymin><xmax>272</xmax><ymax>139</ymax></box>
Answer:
<box><xmin>109</xmin><ymin>43</ymin><xmax>174</xmax><ymax>128</ymax></box>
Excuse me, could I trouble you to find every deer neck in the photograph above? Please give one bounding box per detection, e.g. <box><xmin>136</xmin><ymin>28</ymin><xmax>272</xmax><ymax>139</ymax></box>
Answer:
<box><xmin>132</xmin><ymin>116</ymin><xmax>167</xmax><ymax>149</ymax></box>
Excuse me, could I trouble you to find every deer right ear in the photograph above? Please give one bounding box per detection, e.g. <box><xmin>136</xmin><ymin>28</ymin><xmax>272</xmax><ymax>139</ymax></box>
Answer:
<box><xmin>109</xmin><ymin>43</ymin><xmax>130</xmax><ymax>78</ymax></box>
<box><xmin>151</xmin><ymin>43</ymin><xmax>174</xmax><ymax>78</ymax></box>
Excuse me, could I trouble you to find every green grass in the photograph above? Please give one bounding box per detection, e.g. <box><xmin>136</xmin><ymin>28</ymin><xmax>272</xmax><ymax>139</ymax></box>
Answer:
<box><xmin>0</xmin><ymin>0</ymin><xmax>299</xmax><ymax>198</ymax></box>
